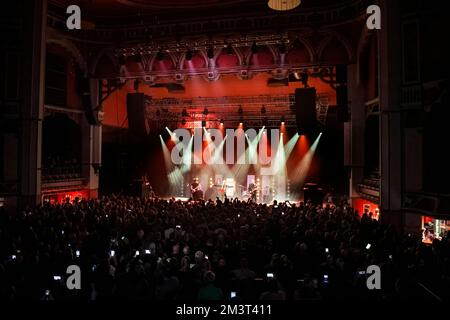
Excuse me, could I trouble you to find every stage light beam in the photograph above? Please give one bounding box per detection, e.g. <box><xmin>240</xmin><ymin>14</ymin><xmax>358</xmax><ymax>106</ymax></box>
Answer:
<box><xmin>291</xmin><ymin>133</ymin><xmax>322</xmax><ymax>186</ymax></box>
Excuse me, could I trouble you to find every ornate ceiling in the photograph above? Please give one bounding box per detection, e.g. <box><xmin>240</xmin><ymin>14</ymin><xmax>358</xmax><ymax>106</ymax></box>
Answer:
<box><xmin>46</xmin><ymin>0</ymin><xmax>367</xmax><ymax>84</ymax></box>
<box><xmin>50</xmin><ymin>0</ymin><xmax>350</xmax><ymax>23</ymax></box>
<box><xmin>115</xmin><ymin>0</ymin><xmax>257</xmax><ymax>10</ymax></box>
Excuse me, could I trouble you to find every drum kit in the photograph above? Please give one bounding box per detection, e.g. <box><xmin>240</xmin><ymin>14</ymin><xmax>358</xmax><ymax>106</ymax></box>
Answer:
<box><xmin>236</xmin><ymin>184</ymin><xmax>257</xmax><ymax>201</ymax></box>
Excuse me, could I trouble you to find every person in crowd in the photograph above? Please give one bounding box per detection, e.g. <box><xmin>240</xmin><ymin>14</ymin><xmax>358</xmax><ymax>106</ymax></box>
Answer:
<box><xmin>0</xmin><ymin>196</ymin><xmax>448</xmax><ymax>300</ymax></box>
<box><xmin>197</xmin><ymin>271</ymin><xmax>224</xmax><ymax>300</ymax></box>
<box><xmin>259</xmin><ymin>278</ymin><xmax>286</xmax><ymax>301</ymax></box>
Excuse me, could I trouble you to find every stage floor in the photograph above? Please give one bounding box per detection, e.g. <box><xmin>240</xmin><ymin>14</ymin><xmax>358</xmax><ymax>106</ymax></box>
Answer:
<box><xmin>159</xmin><ymin>196</ymin><xmax>303</xmax><ymax>205</ymax></box>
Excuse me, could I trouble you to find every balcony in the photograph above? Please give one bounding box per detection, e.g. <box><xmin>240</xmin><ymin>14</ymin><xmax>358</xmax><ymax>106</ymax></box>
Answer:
<box><xmin>358</xmin><ymin>170</ymin><xmax>380</xmax><ymax>203</ymax></box>
<box><xmin>403</xmin><ymin>192</ymin><xmax>450</xmax><ymax>219</ymax></box>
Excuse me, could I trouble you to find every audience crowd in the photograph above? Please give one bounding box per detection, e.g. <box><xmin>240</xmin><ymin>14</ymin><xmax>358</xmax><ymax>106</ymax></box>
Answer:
<box><xmin>0</xmin><ymin>196</ymin><xmax>449</xmax><ymax>300</ymax></box>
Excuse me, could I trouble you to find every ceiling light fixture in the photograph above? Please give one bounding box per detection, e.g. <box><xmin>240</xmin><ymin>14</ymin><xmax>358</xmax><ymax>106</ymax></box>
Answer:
<box><xmin>268</xmin><ymin>0</ymin><xmax>301</xmax><ymax>11</ymax></box>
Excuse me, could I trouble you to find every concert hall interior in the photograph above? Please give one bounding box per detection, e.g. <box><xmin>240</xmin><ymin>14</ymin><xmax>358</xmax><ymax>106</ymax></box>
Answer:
<box><xmin>0</xmin><ymin>0</ymin><xmax>449</xmax><ymax>302</ymax></box>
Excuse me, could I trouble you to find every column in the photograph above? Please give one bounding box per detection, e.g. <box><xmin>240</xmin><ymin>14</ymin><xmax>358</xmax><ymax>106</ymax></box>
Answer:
<box><xmin>378</xmin><ymin>0</ymin><xmax>403</xmax><ymax>227</ymax></box>
<box><xmin>19</xmin><ymin>0</ymin><xmax>47</xmax><ymax>207</ymax></box>
<box><xmin>347</xmin><ymin>64</ymin><xmax>365</xmax><ymax>204</ymax></box>
<box><xmin>81</xmin><ymin>121</ymin><xmax>102</xmax><ymax>199</ymax></box>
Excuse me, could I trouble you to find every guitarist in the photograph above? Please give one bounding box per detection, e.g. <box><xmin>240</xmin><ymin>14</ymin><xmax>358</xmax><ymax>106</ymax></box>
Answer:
<box><xmin>190</xmin><ymin>178</ymin><xmax>203</xmax><ymax>200</ymax></box>
<box><xmin>248</xmin><ymin>183</ymin><xmax>258</xmax><ymax>202</ymax></box>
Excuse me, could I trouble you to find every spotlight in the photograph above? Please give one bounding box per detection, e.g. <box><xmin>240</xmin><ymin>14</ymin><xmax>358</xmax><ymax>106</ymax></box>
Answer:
<box><xmin>261</xmin><ymin>106</ymin><xmax>266</xmax><ymax>114</ymax></box>
<box><xmin>203</xmin><ymin>107</ymin><xmax>209</xmax><ymax>116</ymax></box>
<box><xmin>281</xmin><ymin>116</ymin><xmax>285</xmax><ymax>125</ymax></box>
<box><xmin>220</xmin><ymin>119</ymin><xmax>224</xmax><ymax>126</ymax></box>
<box><xmin>207</xmin><ymin>47</ymin><xmax>214</xmax><ymax>59</ymax></box>
<box><xmin>156</xmin><ymin>50</ymin><xmax>164</xmax><ymax>61</ymax></box>
<box><xmin>251</xmin><ymin>42</ymin><xmax>258</xmax><ymax>54</ymax></box>
<box><xmin>226</xmin><ymin>43</ymin><xmax>233</xmax><ymax>55</ymax></box>
<box><xmin>185</xmin><ymin>50</ymin><xmax>193</xmax><ymax>61</ymax></box>
<box><xmin>118</xmin><ymin>55</ymin><xmax>126</xmax><ymax>66</ymax></box>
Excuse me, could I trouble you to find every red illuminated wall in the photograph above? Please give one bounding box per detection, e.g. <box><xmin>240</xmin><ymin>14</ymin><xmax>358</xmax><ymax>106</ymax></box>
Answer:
<box><xmin>101</xmin><ymin>73</ymin><xmax>337</xmax><ymax>128</ymax></box>
<box><xmin>352</xmin><ymin>198</ymin><xmax>379</xmax><ymax>218</ymax></box>
<box><xmin>43</xmin><ymin>189</ymin><xmax>90</xmax><ymax>204</ymax></box>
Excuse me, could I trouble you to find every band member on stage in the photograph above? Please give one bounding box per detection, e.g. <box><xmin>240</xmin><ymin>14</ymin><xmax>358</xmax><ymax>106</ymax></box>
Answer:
<box><xmin>248</xmin><ymin>183</ymin><xmax>258</xmax><ymax>202</ymax></box>
<box><xmin>190</xmin><ymin>178</ymin><xmax>203</xmax><ymax>200</ymax></box>
<box><xmin>262</xmin><ymin>185</ymin><xmax>270</xmax><ymax>203</ymax></box>
<box><xmin>218</xmin><ymin>181</ymin><xmax>226</xmax><ymax>201</ymax></box>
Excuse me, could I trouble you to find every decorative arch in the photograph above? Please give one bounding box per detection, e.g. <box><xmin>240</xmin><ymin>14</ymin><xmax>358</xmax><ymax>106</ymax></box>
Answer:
<box><xmin>148</xmin><ymin>51</ymin><xmax>178</xmax><ymax>72</ymax></box>
<box><xmin>213</xmin><ymin>33</ymin><xmax>246</xmax><ymax>66</ymax></box>
<box><xmin>317</xmin><ymin>30</ymin><xmax>355</xmax><ymax>63</ymax></box>
<box><xmin>244</xmin><ymin>44</ymin><xmax>276</xmax><ymax>67</ymax></box>
<box><xmin>178</xmin><ymin>50</ymin><xmax>208</xmax><ymax>71</ymax></box>
<box><xmin>46</xmin><ymin>32</ymin><xmax>87</xmax><ymax>74</ymax></box>
<box><xmin>287</xmin><ymin>36</ymin><xmax>315</xmax><ymax>64</ymax></box>
<box><xmin>90</xmin><ymin>47</ymin><xmax>119</xmax><ymax>77</ymax></box>
<box><xmin>214</xmin><ymin>46</ymin><xmax>244</xmax><ymax>68</ymax></box>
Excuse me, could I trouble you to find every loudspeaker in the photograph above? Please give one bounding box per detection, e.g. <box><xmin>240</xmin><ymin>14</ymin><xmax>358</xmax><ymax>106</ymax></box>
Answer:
<box><xmin>127</xmin><ymin>93</ymin><xmax>150</xmax><ymax>135</ymax></box>
<box><xmin>294</xmin><ymin>88</ymin><xmax>317</xmax><ymax>134</ymax></box>
<box><xmin>79</xmin><ymin>77</ymin><xmax>101</xmax><ymax>125</ymax></box>
<box><xmin>336</xmin><ymin>65</ymin><xmax>347</xmax><ymax>84</ymax></box>
<box><xmin>336</xmin><ymin>85</ymin><xmax>348</xmax><ymax>122</ymax></box>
